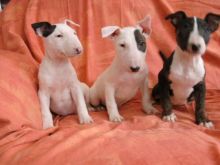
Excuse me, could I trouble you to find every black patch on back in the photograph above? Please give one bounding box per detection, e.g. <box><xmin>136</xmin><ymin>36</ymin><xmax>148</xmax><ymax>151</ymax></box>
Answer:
<box><xmin>134</xmin><ymin>29</ymin><xmax>146</xmax><ymax>52</ymax></box>
<box><xmin>31</xmin><ymin>22</ymin><xmax>56</xmax><ymax>37</ymax></box>
<box><xmin>175</xmin><ymin>17</ymin><xmax>194</xmax><ymax>51</ymax></box>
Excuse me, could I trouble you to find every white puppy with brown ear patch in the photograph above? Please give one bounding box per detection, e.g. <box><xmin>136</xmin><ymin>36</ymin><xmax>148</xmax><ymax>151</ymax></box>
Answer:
<box><xmin>32</xmin><ymin>20</ymin><xmax>93</xmax><ymax>129</ymax></box>
<box><xmin>89</xmin><ymin>16</ymin><xmax>157</xmax><ymax>122</ymax></box>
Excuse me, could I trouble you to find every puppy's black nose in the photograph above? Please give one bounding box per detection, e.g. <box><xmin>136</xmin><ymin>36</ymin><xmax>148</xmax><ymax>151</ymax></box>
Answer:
<box><xmin>130</xmin><ymin>66</ymin><xmax>140</xmax><ymax>72</ymax></box>
<box><xmin>75</xmin><ymin>48</ymin><xmax>82</xmax><ymax>54</ymax></box>
<box><xmin>191</xmin><ymin>44</ymin><xmax>201</xmax><ymax>52</ymax></box>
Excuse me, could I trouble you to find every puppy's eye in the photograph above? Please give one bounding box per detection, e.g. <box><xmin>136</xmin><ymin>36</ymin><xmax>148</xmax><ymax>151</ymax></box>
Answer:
<box><xmin>120</xmin><ymin>43</ymin><xmax>126</xmax><ymax>48</ymax></box>
<box><xmin>56</xmin><ymin>34</ymin><xmax>63</xmax><ymax>38</ymax></box>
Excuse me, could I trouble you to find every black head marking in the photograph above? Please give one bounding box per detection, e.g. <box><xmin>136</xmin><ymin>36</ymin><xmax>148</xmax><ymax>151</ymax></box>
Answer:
<box><xmin>175</xmin><ymin>17</ymin><xmax>194</xmax><ymax>51</ymax></box>
<box><xmin>165</xmin><ymin>11</ymin><xmax>187</xmax><ymax>28</ymax></box>
<box><xmin>31</xmin><ymin>22</ymin><xmax>56</xmax><ymax>37</ymax></box>
<box><xmin>134</xmin><ymin>29</ymin><xmax>146</xmax><ymax>52</ymax></box>
<box><xmin>166</xmin><ymin>11</ymin><xmax>193</xmax><ymax>51</ymax></box>
<box><xmin>166</xmin><ymin>11</ymin><xmax>220</xmax><ymax>52</ymax></box>
<box><xmin>197</xmin><ymin>18</ymin><xmax>211</xmax><ymax>44</ymax></box>
<box><xmin>204</xmin><ymin>13</ymin><xmax>220</xmax><ymax>33</ymax></box>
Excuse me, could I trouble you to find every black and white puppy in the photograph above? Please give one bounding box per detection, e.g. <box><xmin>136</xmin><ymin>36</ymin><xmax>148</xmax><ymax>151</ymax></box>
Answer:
<box><xmin>152</xmin><ymin>11</ymin><xmax>220</xmax><ymax>128</ymax></box>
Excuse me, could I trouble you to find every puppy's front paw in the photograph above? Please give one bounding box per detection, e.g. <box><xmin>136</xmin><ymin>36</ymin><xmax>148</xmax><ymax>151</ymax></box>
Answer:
<box><xmin>79</xmin><ymin>115</ymin><xmax>94</xmax><ymax>124</ymax></box>
<box><xmin>143</xmin><ymin>104</ymin><xmax>159</xmax><ymax>115</ymax></box>
<box><xmin>43</xmin><ymin>120</ymin><xmax>54</xmax><ymax>129</ymax></box>
<box><xmin>109</xmin><ymin>113</ymin><xmax>124</xmax><ymax>122</ymax></box>
<box><xmin>163</xmin><ymin>113</ymin><xmax>176</xmax><ymax>122</ymax></box>
<box><xmin>199</xmin><ymin>121</ymin><xmax>214</xmax><ymax>129</ymax></box>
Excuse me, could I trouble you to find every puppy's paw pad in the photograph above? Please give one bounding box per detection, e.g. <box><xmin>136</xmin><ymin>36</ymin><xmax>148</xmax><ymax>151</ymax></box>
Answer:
<box><xmin>199</xmin><ymin>121</ymin><xmax>214</xmax><ymax>128</ymax></box>
<box><xmin>79</xmin><ymin>115</ymin><xmax>94</xmax><ymax>124</ymax></box>
<box><xmin>109</xmin><ymin>114</ymin><xmax>124</xmax><ymax>122</ymax></box>
<box><xmin>163</xmin><ymin>113</ymin><xmax>176</xmax><ymax>122</ymax></box>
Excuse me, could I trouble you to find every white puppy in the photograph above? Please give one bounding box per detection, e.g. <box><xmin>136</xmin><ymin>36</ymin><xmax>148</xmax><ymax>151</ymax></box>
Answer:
<box><xmin>32</xmin><ymin>20</ymin><xmax>93</xmax><ymax>129</ymax></box>
<box><xmin>89</xmin><ymin>16</ymin><xmax>157</xmax><ymax>122</ymax></box>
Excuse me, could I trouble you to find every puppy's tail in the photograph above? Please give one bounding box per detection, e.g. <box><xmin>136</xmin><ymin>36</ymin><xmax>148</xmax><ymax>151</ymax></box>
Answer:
<box><xmin>159</xmin><ymin>51</ymin><xmax>167</xmax><ymax>63</ymax></box>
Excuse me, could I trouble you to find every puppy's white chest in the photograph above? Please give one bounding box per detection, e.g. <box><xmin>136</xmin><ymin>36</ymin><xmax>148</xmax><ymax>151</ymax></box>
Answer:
<box><xmin>39</xmin><ymin>60</ymin><xmax>78</xmax><ymax>115</ymax></box>
<box><xmin>40</xmin><ymin>61</ymin><xmax>76</xmax><ymax>89</ymax></box>
<box><xmin>115</xmin><ymin>71</ymin><xmax>145</xmax><ymax>105</ymax></box>
<box><xmin>169</xmin><ymin>54</ymin><xmax>205</xmax><ymax>105</ymax></box>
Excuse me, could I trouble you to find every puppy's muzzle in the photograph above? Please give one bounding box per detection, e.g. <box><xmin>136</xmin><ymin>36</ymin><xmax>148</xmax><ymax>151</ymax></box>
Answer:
<box><xmin>130</xmin><ymin>66</ymin><xmax>140</xmax><ymax>72</ymax></box>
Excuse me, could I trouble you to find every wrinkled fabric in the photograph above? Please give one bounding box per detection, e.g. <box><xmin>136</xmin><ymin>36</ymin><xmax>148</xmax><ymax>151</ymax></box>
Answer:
<box><xmin>0</xmin><ymin>0</ymin><xmax>220</xmax><ymax>164</ymax></box>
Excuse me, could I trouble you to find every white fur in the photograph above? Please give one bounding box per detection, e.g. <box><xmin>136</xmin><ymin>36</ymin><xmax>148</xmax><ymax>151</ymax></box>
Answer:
<box><xmin>89</xmin><ymin>16</ymin><xmax>157</xmax><ymax>122</ymax></box>
<box><xmin>37</xmin><ymin>22</ymin><xmax>93</xmax><ymax>129</ymax></box>
<box><xmin>169</xmin><ymin>47</ymin><xmax>205</xmax><ymax>105</ymax></box>
<box><xmin>200</xmin><ymin>121</ymin><xmax>214</xmax><ymax>128</ymax></box>
<box><xmin>187</xmin><ymin>17</ymin><xmax>206</xmax><ymax>55</ymax></box>
<box><xmin>163</xmin><ymin>113</ymin><xmax>176</xmax><ymax>122</ymax></box>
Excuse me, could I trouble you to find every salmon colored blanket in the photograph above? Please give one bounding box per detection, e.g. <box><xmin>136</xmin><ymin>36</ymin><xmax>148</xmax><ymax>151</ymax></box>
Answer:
<box><xmin>0</xmin><ymin>0</ymin><xmax>220</xmax><ymax>164</ymax></box>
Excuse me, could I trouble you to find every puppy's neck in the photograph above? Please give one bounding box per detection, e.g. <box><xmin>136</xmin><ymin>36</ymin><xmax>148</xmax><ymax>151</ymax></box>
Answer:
<box><xmin>175</xmin><ymin>46</ymin><xmax>203</xmax><ymax>63</ymax></box>
<box><xmin>44</xmin><ymin>48</ymin><xmax>69</xmax><ymax>65</ymax></box>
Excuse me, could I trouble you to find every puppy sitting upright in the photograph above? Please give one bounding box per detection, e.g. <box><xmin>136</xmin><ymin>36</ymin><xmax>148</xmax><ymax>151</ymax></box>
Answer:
<box><xmin>32</xmin><ymin>20</ymin><xmax>93</xmax><ymax>129</ymax></box>
<box><xmin>152</xmin><ymin>11</ymin><xmax>220</xmax><ymax>128</ymax></box>
<box><xmin>90</xmin><ymin>16</ymin><xmax>157</xmax><ymax>122</ymax></box>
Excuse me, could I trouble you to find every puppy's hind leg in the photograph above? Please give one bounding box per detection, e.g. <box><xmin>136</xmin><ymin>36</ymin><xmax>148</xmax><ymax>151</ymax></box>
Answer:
<box><xmin>160</xmin><ymin>83</ymin><xmax>175</xmax><ymax>122</ymax></box>
<box><xmin>152</xmin><ymin>83</ymin><xmax>160</xmax><ymax>104</ymax></box>
<box><xmin>88</xmin><ymin>86</ymin><xmax>105</xmax><ymax>111</ymax></box>
<box><xmin>141</xmin><ymin>77</ymin><xmax>159</xmax><ymax>115</ymax></box>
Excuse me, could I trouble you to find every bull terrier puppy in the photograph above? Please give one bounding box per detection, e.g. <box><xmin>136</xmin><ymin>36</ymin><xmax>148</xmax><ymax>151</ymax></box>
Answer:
<box><xmin>89</xmin><ymin>16</ymin><xmax>157</xmax><ymax>122</ymax></box>
<box><xmin>32</xmin><ymin>20</ymin><xmax>93</xmax><ymax>129</ymax></box>
<box><xmin>152</xmin><ymin>11</ymin><xmax>220</xmax><ymax>128</ymax></box>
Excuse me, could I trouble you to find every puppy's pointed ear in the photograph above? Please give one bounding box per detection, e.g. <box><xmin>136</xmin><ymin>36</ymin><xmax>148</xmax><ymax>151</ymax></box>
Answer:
<box><xmin>31</xmin><ymin>22</ymin><xmax>56</xmax><ymax>37</ymax></box>
<box><xmin>137</xmin><ymin>15</ymin><xmax>152</xmax><ymax>37</ymax></box>
<box><xmin>64</xmin><ymin>19</ymin><xmax>80</xmax><ymax>27</ymax></box>
<box><xmin>205</xmin><ymin>13</ymin><xmax>220</xmax><ymax>33</ymax></box>
<box><xmin>101</xmin><ymin>26</ymin><xmax>120</xmax><ymax>39</ymax></box>
<box><xmin>165</xmin><ymin>11</ymin><xmax>187</xmax><ymax>28</ymax></box>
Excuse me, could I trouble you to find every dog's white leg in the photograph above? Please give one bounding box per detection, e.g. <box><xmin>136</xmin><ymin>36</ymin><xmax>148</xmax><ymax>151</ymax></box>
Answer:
<box><xmin>141</xmin><ymin>76</ymin><xmax>158</xmax><ymax>114</ymax></box>
<box><xmin>80</xmin><ymin>82</ymin><xmax>96</xmax><ymax>111</ymax></box>
<box><xmin>38</xmin><ymin>90</ymin><xmax>54</xmax><ymax>129</ymax></box>
<box><xmin>105</xmin><ymin>85</ymin><xmax>123</xmax><ymax>122</ymax></box>
<box><xmin>71</xmin><ymin>84</ymin><xmax>93</xmax><ymax>124</ymax></box>
<box><xmin>80</xmin><ymin>82</ymin><xmax>90</xmax><ymax>104</ymax></box>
